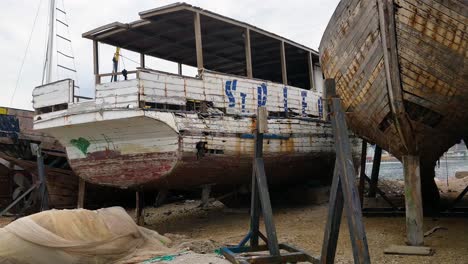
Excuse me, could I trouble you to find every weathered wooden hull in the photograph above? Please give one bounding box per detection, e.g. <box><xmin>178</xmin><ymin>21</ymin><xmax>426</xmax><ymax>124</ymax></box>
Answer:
<box><xmin>34</xmin><ymin>70</ymin><xmax>361</xmax><ymax>189</ymax></box>
<box><xmin>319</xmin><ymin>0</ymin><xmax>468</xmax><ymax>165</ymax></box>
<box><xmin>38</xmin><ymin>114</ymin><xmax>340</xmax><ymax>189</ymax></box>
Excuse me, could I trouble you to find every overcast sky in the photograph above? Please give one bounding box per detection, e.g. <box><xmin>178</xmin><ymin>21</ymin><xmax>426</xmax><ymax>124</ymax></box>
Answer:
<box><xmin>0</xmin><ymin>0</ymin><xmax>339</xmax><ymax>110</ymax></box>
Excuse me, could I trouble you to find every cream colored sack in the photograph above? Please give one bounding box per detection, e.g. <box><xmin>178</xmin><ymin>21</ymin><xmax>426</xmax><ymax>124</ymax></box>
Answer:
<box><xmin>0</xmin><ymin>207</ymin><xmax>173</xmax><ymax>264</ymax></box>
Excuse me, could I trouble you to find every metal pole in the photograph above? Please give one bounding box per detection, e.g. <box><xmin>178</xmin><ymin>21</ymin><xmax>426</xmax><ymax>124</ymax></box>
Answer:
<box><xmin>36</xmin><ymin>146</ymin><xmax>49</xmax><ymax>211</ymax></box>
<box><xmin>45</xmin><ymin>0</ymin><xmax>56</xmax><ymax>84</ymax></box>
<box><xmin>358</xmin><ymin>140</ymin><xmax>367</xmax><ymax>206</ymax></box>
<box><xmin>368</xmin><ymin>145</ymin><xmax>382</xmax><ymax>197</ymax></box>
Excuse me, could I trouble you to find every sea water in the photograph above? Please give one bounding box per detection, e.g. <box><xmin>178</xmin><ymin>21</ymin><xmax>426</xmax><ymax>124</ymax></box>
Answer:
<box><xmin>365</xmin><ymin>158</ymin><xmax>468</xmax><ymax>181</ymax></box>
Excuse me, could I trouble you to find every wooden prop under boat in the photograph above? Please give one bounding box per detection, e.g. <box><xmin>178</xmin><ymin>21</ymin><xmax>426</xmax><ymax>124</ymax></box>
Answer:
<box><xmin>319</xmin><ymin>0</ymin><xmax>468</xmax><ymax>203</ymax></box>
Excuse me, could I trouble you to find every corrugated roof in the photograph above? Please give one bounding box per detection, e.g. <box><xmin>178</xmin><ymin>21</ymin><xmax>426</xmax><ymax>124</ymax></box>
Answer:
<box><xmin>83</xmin><ymin>2</ymin><xmax>319</xmax><ymax>87</ymax></box>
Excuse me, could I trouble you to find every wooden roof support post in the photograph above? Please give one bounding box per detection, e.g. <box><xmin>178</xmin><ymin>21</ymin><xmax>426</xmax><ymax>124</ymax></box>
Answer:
<box><xmin>280</xmin><ymin>41</ymin><xmax>287</xmax><ymax>85</ymax></box>
<box><xmin>244</xmin><ymin>28</ymin><xmax>253</xmax><ymax>78</ymax></box>
<box><xmin>93</xmin><ymin>40</ymin><xmax>100</xmax><ymax>84</ymax></box>
<box><xmin>140</xmin><ymin>53</ymin><xmax>145</xmax><ymax>68</ymax></box>
<box><xmin>178</xmin><ymin>63</ymin><xmax>182</xmax><ymax>75</ymax></box>
<box><xmin>194</xmin><ymin>12</ymin><xmax>204</xmax><ymax>72</ymax></box>
<box><xmin>402</xmin><ymin>155</ymin><xmax>424</xmax><ymax>246</ymax></box>
<box><xmin>308</xmin><ymin>52</ymin><xmax>315</xmax><ymax>91</ymax></box>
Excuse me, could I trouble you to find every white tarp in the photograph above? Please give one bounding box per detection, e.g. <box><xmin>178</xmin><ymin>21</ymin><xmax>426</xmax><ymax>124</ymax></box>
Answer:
<box><xmin>0</xmin><ymin>207</ymin><xmax>174</xmax><ymax>264</ymax></box>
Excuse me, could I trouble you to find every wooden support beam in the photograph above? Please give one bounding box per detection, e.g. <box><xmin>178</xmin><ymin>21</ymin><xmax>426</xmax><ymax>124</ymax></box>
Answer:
<box><xmin>377</xmin><ymin>0</ymin><xmax>415</xmax><ymax>153</ymax></box>
<box><xmin>321</xmin><ymin>166</ymin><xmax>344</xmax><ymax>264</ymax></box>
<box><xmin>194</xmin><ymin>12</ymin><xmax>204</xmax><ymax>71</ymax></box>
<box><xmin>368</xmin><ymin>145</ymin><xmax>382</xmax><ymax>197</ymax></box>
<box><xmin>77</xmin><ymin>178</ymin><xmax>85</xmax><ymax>209</ymax></box>
<box><xmin>321</xmin><ymin>79</ymin><xmax>370</xmax><ymax>264</ymax></box>
<box><xmin>140</xmin><ymin>53</ymin><xmax>145</xmax><ymax>68</ymax></box>
<box><xmin>280</xmin><ymin>41</ymin><xmax>288</xmax><ymax>85</ymax></box>
<box><xmin>245</xmin><ymin>28</ymin><xmax>253</xmax><ymax>78</ymax></box>
<box><xmin>358</xmin><ymin>140</ymin><xmax>367</xmax><ymax>206</ymax></box>
<box><xmin>402</xmin><ymin>155</ymin><xmax>424</xmax><ymax>246</ymax></box>
<box><xmin>308</xmin><ymin>52</ymin><xmax>315</xmax><ymax>91</ymax></box>
<box><xmin>201</xmin><ymin>184</ymin><xmax>212</xmax><ymax>207</ymax></box>
<box><xmin>93</xmin><ymin>40</ymin><xmax>100</xmax><ymax>84</ymax></box>
<box><xmin>384</xmin><ymin>245</ymin><xmax>433</xmax><ymax>256</ymax></box>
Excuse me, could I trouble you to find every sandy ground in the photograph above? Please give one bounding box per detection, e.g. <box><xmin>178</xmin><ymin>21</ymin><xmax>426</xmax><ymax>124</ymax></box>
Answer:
<box><xmin>1</xmin><ymin>177</ymin><xmax>466</xmax><ymax>263</ymax></box>
<box><xmin>140</xmin><ymin>177</ymin><xmax>468</xmax><ymax>264</ymax></box>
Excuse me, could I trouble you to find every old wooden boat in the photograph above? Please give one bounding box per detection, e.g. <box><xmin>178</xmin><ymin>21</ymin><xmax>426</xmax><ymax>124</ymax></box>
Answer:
<box><xmin>319</xmin><ymin>0</ymin><xmax>467</xmax><ymax>202</ymax></box>
<box><xmin>32</xmin><ymin>3</ymin><xmax>361</xmax><ymax>190</ymax></box>
<box><xmin>0</xmin><ymin>106</ymin><xmax>78</xmax><ymax>209</ymax></box>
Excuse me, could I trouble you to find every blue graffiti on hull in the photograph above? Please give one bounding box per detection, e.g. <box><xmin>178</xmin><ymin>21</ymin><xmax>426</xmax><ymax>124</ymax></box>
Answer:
<box><xmin>318</xmin><ymin>97</ymin><xmax>323</xmax><ymax>118</ymax></box>
<box><xmin>240</xmin><ymin>92</ymin><xmax>247</xmax><ymax>112</ymax></box>
<box><xmin>257</xmin><ymin>83</ymin><xmax>268</xmax><ymax>107</ymax></box>
<box><xmin>301</xmin><ymin>91</ymin><xmax>308</xmax><ymax>115</ymax></box>
<box><xmin>225</xmin><ymin>80</ymin><xmax>237</xmax><ymax>107</ymax></box>
<box><xmin>0</xmin><ymin>115</ymin><xmax>20</xmax><ymax>139</ymax></box>
<box><xmin>283</xmin><ymin>87</ymin><xmax>288</xmax><ymax>113</ymax></box>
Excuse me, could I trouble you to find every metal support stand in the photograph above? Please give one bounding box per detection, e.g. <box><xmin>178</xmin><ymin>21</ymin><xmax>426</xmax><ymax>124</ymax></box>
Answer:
<box><xmin>77</xmin><ymin>178</ymin><xmax>86</xmax><ymax>208</ymax></box>
<box><xmin>135</xmin><ymin>191</ymin><xmax>145</xmax><ymax>225</ymax></box>
<box><xmin>360</xmin><ymin>144</ymin><xmax>403</xmax><ymax>216</ymax></box>
<box><xmin>358</xmin><ymin>140</ymin><xmax>367</xmax><ymax>206</ymax></box>
<box><xmin>220</xmin><ymin>107</ymin><xmax>317</xmax><ymax>264</ymax></box>
<box><xmin>36</xmin><ymin>146</ymin><xmax>49</xmax><ymax>211</ymax></box>
<box><xmin>321</xmin><ymin>79</ymin><xmax>371</xmax><ymax>264</ymax></box>
<box><xmin>368</xmin><ymin>146</ymin><xmax>382</xmax><ymax>198</ymax></box>
<box><xmin>201</xmin><ymin>184</ymin><xmax>212</xmax><ymax>208</ymax></box>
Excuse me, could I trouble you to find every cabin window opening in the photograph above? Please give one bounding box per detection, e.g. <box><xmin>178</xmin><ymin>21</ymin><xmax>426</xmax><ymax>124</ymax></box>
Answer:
<box><xmin>144</xmin><ymin>102</ymin><xmax>185</xmax><ymax>111</ymax></box>
<box><xmin>404</xmin><ymin>100</ymin><xmax>442</xmax><ymax>128</ymax></box>
<box><xmin>200</xmin><ymin>15</ymin><xmax>247</xmax><ymax>77</ymax></box>
<box><xmin>250</xmin><ymin>31</ymin><xmax>282</xmax><ymax>84</ymax></box>
<box><xmin>378</xmin><ymin>112</ymin><xmax>393</xmax><ymax>132</ymax></box>
<box><xmin>35</xmin><ymin>103</ymin><xmax>68</xmax><ymax>114</ymax></box>
<box><xmin>285</xmin><ymin>43</ymin><xmax>310</xmax><ymax>89</ymax></box>
<box><xmin>196</xmin><ymin>141</ymin><xmax>208</xmax><ymax>159</ymax></box>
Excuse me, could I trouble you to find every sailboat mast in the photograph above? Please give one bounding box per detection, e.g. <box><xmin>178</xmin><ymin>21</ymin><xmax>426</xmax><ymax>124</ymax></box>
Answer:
<box><xmin>45</xmin><ymin>0</ymin><xmax>56</xmax><ymax>84</ymax></box>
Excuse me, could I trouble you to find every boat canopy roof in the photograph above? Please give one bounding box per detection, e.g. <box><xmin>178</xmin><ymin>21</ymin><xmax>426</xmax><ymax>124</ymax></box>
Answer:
<box><xmin>83</xmin><ymin>2</ymin><xmax>319</xmax><ymax>89</ymax></box>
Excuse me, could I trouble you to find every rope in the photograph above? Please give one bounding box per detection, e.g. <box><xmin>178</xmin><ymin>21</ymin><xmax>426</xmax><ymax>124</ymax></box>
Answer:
<box><xmin>119</xmin><ymin>54</ymin><xmax>140</xmax><ymax>66</ymax></box>
<box><xmin>9</xmin><ymin>0</ymin><xmax>44</xmax><ymax>107</ymax></box>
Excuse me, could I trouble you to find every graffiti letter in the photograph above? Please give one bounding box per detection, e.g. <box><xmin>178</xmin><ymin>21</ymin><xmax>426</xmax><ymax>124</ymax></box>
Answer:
<box><xmin>257</xmin><ymin>83</ymin><xmax>267</xmax><ymax>107</ymax></box>
<box><xmin>225</xmin><ymin>80</ymin><xmax>237</xmax><ymax>107</ymax></box>
<box><xmin>301</xmin><ymin>91</ymin><xmax>308</xmax><ymax>115</ymax></box>
<box><xmin>240</xmin><ymin>92</ymin><xmax>247</xmax><ymax>112</ymax></box>
<box><xmin>318</xmin><ymin>97</ymin><xmax>323</xmax><ymax>118</ymax></box>
<box><xmin>283</xmin><ymin>87</ymin><xmax>288</xmax><ymax>113</ymax></box>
